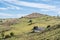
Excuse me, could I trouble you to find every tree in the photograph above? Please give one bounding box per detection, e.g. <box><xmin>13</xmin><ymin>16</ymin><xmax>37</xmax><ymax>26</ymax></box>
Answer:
<box><xmin>5</xmin><ymin>35</ymin><xmax>11</xmax><ymax>39</ymax></box>
<box><xmin>10</xmin><ymin>32</ymin><xmax>14</xmax><ymax>36</ymax></box>
<box><xmin>47</xmin><ymin>25</ymin><xmax>50</xmax><ymax>28</ymax></box>
<box><xmin>32</xmin><ymin>26</ymin><xmax>38</xmax><ymax>33</ymax></box>
<box><xmin>0</xmin><ymin>20</ymin><xmax>2</xmax><ymax>22</ymax></box>
<box><xmin>28</xmin><ymin>20</ymin><xmax>32</xmax><ymax>25</ymax></box>
<box><xmin>57</xmin><ymin>24</ymin><xmax>60</xmax><ymax>28</ymax></box>
<box><xmin>46</xmin><ymin>39</ymin><xmax>49</xmax><ymax>40</ymax></box>
<box><xmin>33</xmin><ymin>26</ymin><xmax>38</xmax><ymax>30</ymax></box>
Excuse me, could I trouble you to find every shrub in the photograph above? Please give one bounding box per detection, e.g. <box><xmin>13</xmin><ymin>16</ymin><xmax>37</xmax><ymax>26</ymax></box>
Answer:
<box><xmin>33</xmin><ymin>26</ymin><xmax>38</xmax><ymax>30</ymax></box>
<box><xmin>10</xmin><ymin>32</ymin><xmax>14</xmax><ymax>36</ymax></box>
<box><xmin>28</xmin><ymin>20</ymin><xmax>32</xmax><ymax>25</ymax></box>
<box><xmin>5</xmin><ymin>35</ymin><xmax>11</xmax><ymax>39</ymax></box>
<box><xmin>47</xmin><ymin>25</ymin><xmax>50</xmax><ymax>28</ymax></box>
<box><xmin>46</xmin><ymin>39</ymin><xmax>49</xmax><ymax>40</ymax></box>
<box><xmin>31</xmin><ymin>26</ymin><xmax>38</xmax><ymax>33</ymax></box>
<box><xmin>57</xmin><ymin>39</ymin><xmax>59</xmax><ymax>40</ymax></box>
<box><xmin>57</xmin><ymin>24</ymin><xmax>60</xmax><ymax>28</ymax></box>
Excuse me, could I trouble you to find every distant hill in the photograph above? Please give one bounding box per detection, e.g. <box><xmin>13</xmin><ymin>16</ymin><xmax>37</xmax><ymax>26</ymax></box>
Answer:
<box><xmin>24</xmin><ymin>13</ymin><xmax>48</xmax><ymax>18</ymax></box>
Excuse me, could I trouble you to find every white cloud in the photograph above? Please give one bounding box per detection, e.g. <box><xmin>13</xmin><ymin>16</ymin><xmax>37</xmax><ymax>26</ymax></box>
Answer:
<box><xmin>0</xmin><ymin>13</ymin><xmax>27</xmax><ymax>18</ymax></box>
<box><xmin>1</xmin><ymin>0</ymin><xmax>60</xmax><ymax>17</ymax></box>
<box><xmin>0</xmin><ymin>13</ymin><xmax>13</xmax><ymax>16</ymax></box>
<box><xmin>4</xmin><ymin>0</ymin><xmax>60</xmax><ymax>14</ymax></box>
<box><xmin>4</xmin><ymin>0</ymin><xmax>17</xmax><ymax>2</ymax></box>
<box><xmin>7</xmin><ymin>6</ymin><xmax>21</xmax><ymax>10</ymax></box>
<box><xmin>56</xmin><ymin>8</ymin><xmax>60</xmax><ymax>14</ymax></box>
<box><xmin>42</xmin><ymin>0</ymin><xmax>51</xmax><ymax>1</ymax></box>
<box><xmin>0</xmin><ymin>0</ymin><xmax>22</xmax><ymax>10</ymax></box>
<box><xmin>0</xmin><ymin>6</ymin><xmax>21</xmax><ymax>10</ymax></box>
<box><xmin>35</xmin><ymin>0</ymin><xmax>51</xmax><ymax>2</ymax></box>
<box><xmin>0</xmin><ymin>8</ymin><xmax>7</xmax><ymax>10</ymax></box>
<box><xmin>4</xmin><ymin>0</ymin><xmax>56</xmax><ymax>10</ymax></box>
<box><xmin>41</xmin><ymin>9</ymin><xmax>49</xmax><ymax>11</ymax></box>
<box><xmin>16</xmin><ymin>14</ymin><xmax>28</xmax><ymax>17</ymax></box>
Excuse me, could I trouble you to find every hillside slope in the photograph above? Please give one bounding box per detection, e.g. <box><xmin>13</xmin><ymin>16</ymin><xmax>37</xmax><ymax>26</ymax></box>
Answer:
<box><xmin>24</xmin><ymin>13</ymin><xmax>48</xmax><ymax>18</ymax></box>
<box><xmin>0</xmin><ymin>13</ymin><xmax>60</xmax><ymax>40</ymax></box>
<box><xmin>4</xmin><ymin>24</ymin><xmax>60</xmax><ymax>40</ymax></box>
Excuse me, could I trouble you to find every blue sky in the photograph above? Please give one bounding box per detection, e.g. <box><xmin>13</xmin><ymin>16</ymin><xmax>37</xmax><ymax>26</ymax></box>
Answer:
<box><xmin>0</xmin><ymin>0</ymin><xmax>60</xmax><ymax>18</ymax></box>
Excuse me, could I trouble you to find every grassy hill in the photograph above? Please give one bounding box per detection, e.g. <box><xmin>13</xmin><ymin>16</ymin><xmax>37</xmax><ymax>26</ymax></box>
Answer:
<box><xmin>0</xmin><ymin>13</ymin><xmax>60</xmax><ymax>40</ymax></box>
<box><xmin>24</xmin><ymin>13</ymin><xmax>47</xmax><ymax>18</ymax></box>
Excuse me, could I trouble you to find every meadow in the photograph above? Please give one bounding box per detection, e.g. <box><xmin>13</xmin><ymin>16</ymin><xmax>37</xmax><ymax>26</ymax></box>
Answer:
<box><xmin>0</xmin><ymin>14</ymin><xmax>60</xmax><ymax>40</ymax></box>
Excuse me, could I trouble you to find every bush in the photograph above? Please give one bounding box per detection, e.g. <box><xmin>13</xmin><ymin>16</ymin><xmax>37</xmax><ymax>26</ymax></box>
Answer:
<box><xmin>57</xmin><ymin>24</ymin><xmax>60</xmax><ymax>28</ymax></box>
<box><xmin>10</xmin><ymin>32</ymin><xmax>14</xmax><ymax>36</ymax></box>
<box><xmin>57</xmin><ymin>39</ymin><xmax>59</xmax><ymax>40</ymax></box>
<box><xmin>47</xmin><ymin>25</ymin><xmax>50</xmax><ymax>28</ymax></box>
<box><xmin>46</xmin><ymin>39</ymin><xmax>49</xmax><ymax>40</ymax></box>
<box><xmin>28</xmin><ymin>20</ymin><xmax>32</xmax><ymax>25</ymax></box>
<box><xmin>31</xmin><ymin>26</ymin><xmax>38</xmax><ymax>33</ymax></box>
<box><xmin>33</xmin><ymin>26</ymin><xmax>38</xmax><ymax>30</ymax></box>
<box><xmin>5</xmin><ymin>35</ymin><xmax>11</xmax><ymax>39</ymax></box>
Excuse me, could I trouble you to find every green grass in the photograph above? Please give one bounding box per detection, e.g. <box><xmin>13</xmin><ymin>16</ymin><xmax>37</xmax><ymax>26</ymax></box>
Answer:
<box><xmin>0</xmin><ymin>16</ymin><xmax>60</xmax><ymax>40</ymax></box>
<box><xmin>5</xmin><ymin>16</ymin><xmax>60</xmax><ymax>34</ymax></box>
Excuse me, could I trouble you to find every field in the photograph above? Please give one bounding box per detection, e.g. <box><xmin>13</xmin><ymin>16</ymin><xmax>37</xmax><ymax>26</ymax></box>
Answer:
<box><xmin>0</xmin><ymin>14</ymin><xmax>60</xmax><ymax>40</ymax></box>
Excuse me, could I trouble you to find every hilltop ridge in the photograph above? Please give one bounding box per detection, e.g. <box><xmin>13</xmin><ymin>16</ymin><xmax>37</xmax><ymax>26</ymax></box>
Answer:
<box><xmin>24</xmin><ymin>12</ymin><xmax>48</xmax><ymax>18</ymax></box>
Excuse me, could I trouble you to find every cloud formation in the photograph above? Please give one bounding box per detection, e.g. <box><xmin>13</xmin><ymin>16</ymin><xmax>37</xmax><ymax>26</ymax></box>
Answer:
<box><xmin>0</xmin><ymin>7</ymin><xmax>7</xmax><ymax>10</ymax></box>
<box><xmin>0</xmin><ymin>13</ymin><xmax>28</xmax><ymax>18</ymax></box>
<box><xmin>4</xmin><ymin>0</ymin><xmax>60</xmax><ymax>14</ymax></box>
<box><xmin>0</xmin><ymin>6</ymin><xmax>21</xmax><ymax>10</ymax></box>
<box><xmin>0</xmin><ymin>0</ymin><xmax>60</xmax><ymax>18</ymax></box>
<box><xmin>4</xmin><ymin>0</ymin><xmax>56</xmax><ymax>10</ymax></box>
<box><xmin>0</xmin><ymin>13</ymin><xmax>13</xmax><ymax>16</ymax></box>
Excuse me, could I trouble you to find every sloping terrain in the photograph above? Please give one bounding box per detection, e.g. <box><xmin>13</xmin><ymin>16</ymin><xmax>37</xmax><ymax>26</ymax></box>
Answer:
<box><xmin>4</xmin><ymin>23</ymin><xmax>60</xmax><ymax>40</ymax></box>
<box><xmin>0</xmin><ymin>13</ymin><xmax>60</xmax><ymax>40</ymax></box>
<box><xmin>24</xmin><ymin>13</ymin><xmax>48</xmax><ymax>18</ymax></box>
